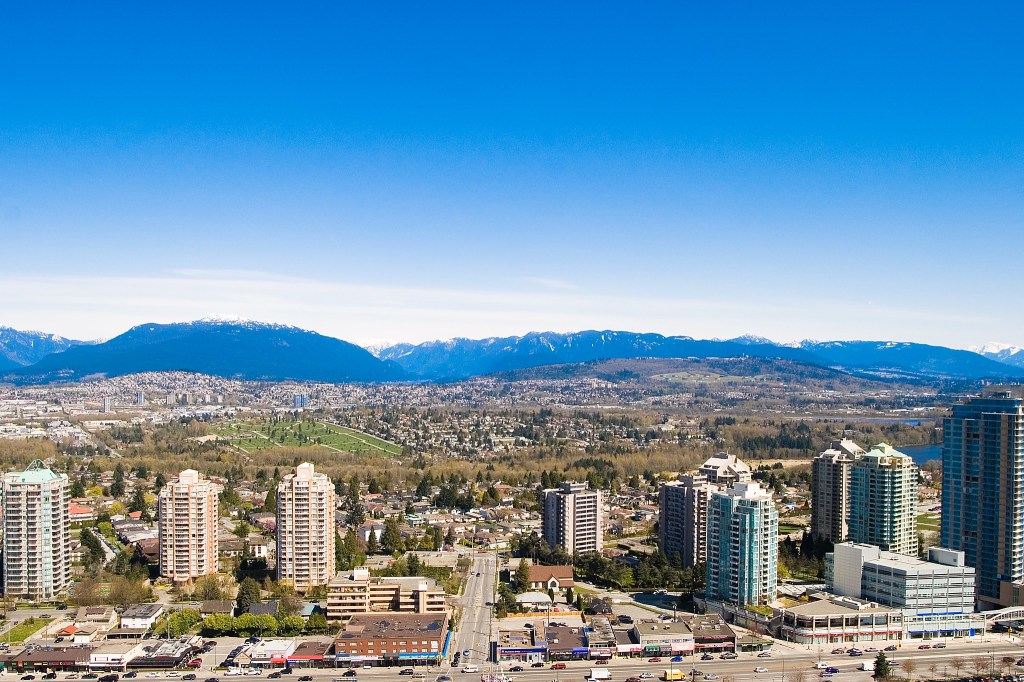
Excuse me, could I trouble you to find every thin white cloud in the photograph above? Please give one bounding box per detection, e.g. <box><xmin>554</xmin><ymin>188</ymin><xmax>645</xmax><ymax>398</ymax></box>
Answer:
<box><xmin>0</xmin><ymin>270</ymin><xmax>1012</xmax><ymax>349</ymax></box>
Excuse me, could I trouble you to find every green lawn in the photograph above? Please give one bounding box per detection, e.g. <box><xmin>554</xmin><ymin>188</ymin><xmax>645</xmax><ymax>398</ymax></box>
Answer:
<box><xmin>211</xmin><ymin>419</ymin><xmax>403</xmax><ymax>456</ymax></box>
<box><xmin>5</xmin><ymin>617</ymin><xmax>53</xmax><ymax>642</ymax></box>
<box><xmin>779</xmin><ymin>523</ymin><xmax>805</xmax><ymax>535</ymax></box>
<box><xmin>917</xmin><ymin>513</ymin><xmax>940</xmax><ymax>531</ymax></box>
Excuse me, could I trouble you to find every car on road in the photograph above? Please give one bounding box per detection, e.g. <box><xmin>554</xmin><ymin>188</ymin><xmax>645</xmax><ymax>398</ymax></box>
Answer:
<box><xmin>864</xmin><ymin>648</ymin><xmax>878</xmax><ymax>653</ymax></box>
<box><xmin>933</xmin><ymin>643</ymin><xmax>946</xmax><ymax>649</ymax></box>
<box><xmin>754</xmin><ymin>668</ymin><xmax>768</xmax><ymax>674</ymax></box>
<box><xmin>700</xmin><ymin>654</ymin><xmax>713</xmax><ymax>661</ymax></box>
<box><xmin>704</xmin><ymin>675</ymin><xmax>719</xmax><ymax>680</ymax></box>
<box><xmin>831</xmin><ymin>649</ymin><xmax>845</xmax><ymax>654</ymax></box>
<box><xmin>185</xmin><ymin>676</ymin><xmax>198</xmax><ymax>681</ymax></box>
<box><xmin>206</xmin><ymin>678</ymin><xmax>221</xmax><ymax>682</ymax></box>
<box><xmin>342</xmin><ymin>672</ymin><xmax>357</xmax><ymax>678</ymax></box>
<box><xmin>124</xmin><ymin>675</ymin><xmax>138</xmax><ymax>680</ymax></box>
<box><xmin>721</xmin><ymin>653</ymin><xmax>737</xmax><ymax>660</ymax></box>
<box><xmin>639</xmin><ymin>674</ymin><xmax>654</xmax><ymax>679</ymax></box>
<box><xmin>168</xmin><ymin>673</ymin><xmax>181</xmax><ymax>678</ymax></box>
<box><xmin>647</xmin><ymin>658</ymin><xmax>662</xmax><ymax>663</ymax></box>
<box><xmin>618</xmin><ymin>615</ymin><xmax>633</xmax><ymax>624</ymax></box>
<box><xmin>550</xmin><ymin>664</ymin><xmax>567</xmax><ymax>670</ymax></box>
<box><xmin>884</xmin><ymin>646</ymin><xmax>897</xmax><ymax>652</ymax></box>
<box><xmin>42</xmin><ymin>675</ymin><xmax>57</xmax><ymax>681</ymax></box>
<box><xmin>510</xmin><ymin>667</ymin><xmax>524</xmax><ymax>673</ymax></box>
<box><xmin>83</xmin><ymin>676</ymin><xmax>98</xmax><ymax>680</ymax></box>
<box><xmin>399</xmin><ymin>671</ymin><xmax>415</xmax><ymax>677</ymax></box>
<box><xmin>757</xmin><ymin>653</ymin><xmax>772</xmax><ymax>658</ymax></box>
<box><xmin>67</xmin><ymin>676</ymin><xmax>79</xmax><ymax>680</ymax></box>
<box><xmin>848</xmin><ymin>651</ymin><xmax>863</xmax><ymax>657</ymax></box>
<box><xmin>918</xmin><ymin>644</ymin><xmax>930</xmax><ymax>649</ymax></box>
<box><xmin>825</xmin><ymin>668</ymin><xmax>839</xmax><ymax>674</ymax></box>
<box><xmin>626</xmin><ymin>677</ymin><xmax>641</xmax><ymax>682</ymax></box>
<box><xmin>268</xmin><ymin>675</ymin><xmax>282</xmax><ymax>680</ymax></box>
<box><xmin>690</xmin><ymin>671</ymin><xmax>702</xmax><ymax>677</ymax></box>
<box><xmin>21</xmin><ymin>676</ymin><xmax>35</xmax><ymax>681</ymax></box>
<box><xmin>672</xmin><ymin>656</ymin><xmax>684</xmax><ymax>663</ymax></box>
<box><xmin>299</xmin><ymin>676</ymin><xmax>313</xmax><ymax>681</ymax></box>
<box><xmin>435</xmin><ymin>676</ymin><xmax>450</xmax><ymax>682</ymax></box>
<box><xmin>463</xmin><ymin>650</ymin><xmax>471</xmax><ymax>656</ymax></box>
<box><xmin>99</xmin><ymin>675</ymin><xmax>119</xmax><ymax>682</ymax></box>
<box><xmin>531</xmin><ymin>663</ymin><xmax>545</xmax><ymax>668</ymax></box>
<box><xmin>460</xmin><ymin>667</ymin><xmax>478</xmax><ymax>674</ymax></box>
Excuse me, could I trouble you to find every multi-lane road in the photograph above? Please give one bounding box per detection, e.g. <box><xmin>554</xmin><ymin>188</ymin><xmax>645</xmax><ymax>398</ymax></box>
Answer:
<box><xmin>451</xmin><ymin>552</ymin><xmax>499</xmax><ymax>671</ymax></box>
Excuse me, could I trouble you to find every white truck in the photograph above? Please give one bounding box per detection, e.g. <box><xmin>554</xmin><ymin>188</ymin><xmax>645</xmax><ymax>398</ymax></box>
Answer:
<box><xmin>588</xmin><ymin>669</ymin><xmax>612</xmax><ymax>681</ymax></box>
<box><xmin>860</xmin><ymin>661</ymin><xmax>875</xmax><ymax>672</ymax></box>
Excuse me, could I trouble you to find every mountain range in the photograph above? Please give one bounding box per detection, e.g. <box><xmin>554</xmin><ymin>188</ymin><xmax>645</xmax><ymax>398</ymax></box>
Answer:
<box><xmin>1</xmin><ymin>319</ymin><xmax>406</xmax><ymax>385</ymax></box>
<box><xmin>0</xmin><ymin>319</ymin><xmax>1022</xmax><ymax>385</ymax></box>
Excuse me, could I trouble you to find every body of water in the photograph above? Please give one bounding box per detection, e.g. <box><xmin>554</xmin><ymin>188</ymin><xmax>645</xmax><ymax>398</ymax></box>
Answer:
<box><xmin>897</xmin><ymin>443</ymin><xmax>942</xmax><ymax>465</ymax></box>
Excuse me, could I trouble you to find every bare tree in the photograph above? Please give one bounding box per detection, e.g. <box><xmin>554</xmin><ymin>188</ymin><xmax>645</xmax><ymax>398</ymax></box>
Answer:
<box><xmin>949</xmin><ymin>657</ymin><xmax>965</xmax><ymax>680</ymax></box>
<box><xmin>787</xmin><ymin>670</ymin><xmax>808</xmax><ymax>682</ymax></box>
<box><xmin>902</xmin><ymin>657</ymin><xmax>917</xmax><ymax>682</ymax></box>
<box><xmin>927</xmin><ymin>662</ymin><xmax>939</xmax><ymax>681</ymax></box>
<box><xmin>970</xmin><ymin>656</ymin><xmax>989</xmax><ymax>678</ymax></box>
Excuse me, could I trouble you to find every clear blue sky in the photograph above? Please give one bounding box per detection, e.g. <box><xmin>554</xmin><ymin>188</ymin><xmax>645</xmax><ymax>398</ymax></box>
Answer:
<box><xmin>1</xmin><ymin>3</ymin><xmax>1022</xmax><ymax>347</ymax></box>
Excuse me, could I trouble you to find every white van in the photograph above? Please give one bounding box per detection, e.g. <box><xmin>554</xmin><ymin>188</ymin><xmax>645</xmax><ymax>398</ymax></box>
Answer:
<box><xmin>462</xmin><ymin>666</ymin><xmax>479</xmax><ymax>674</ymax></box>
<box><xmin>814</xmin><ymin>663</ymin><xmax>829</xmax><ymax>669</ymax></box>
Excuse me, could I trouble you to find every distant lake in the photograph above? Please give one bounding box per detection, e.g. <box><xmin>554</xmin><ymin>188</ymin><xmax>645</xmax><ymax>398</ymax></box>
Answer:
<box><xmin>897</xmin><ymin>444</ymin><xmax>942</xmax><ymax>465</ymax></box>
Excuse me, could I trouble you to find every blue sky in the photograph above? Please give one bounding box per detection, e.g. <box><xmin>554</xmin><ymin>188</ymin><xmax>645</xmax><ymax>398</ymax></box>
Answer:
<box><xmin>1</xmin><ymin>3</ymin><xmax>1022</xmax><ymax>347</ymax></box>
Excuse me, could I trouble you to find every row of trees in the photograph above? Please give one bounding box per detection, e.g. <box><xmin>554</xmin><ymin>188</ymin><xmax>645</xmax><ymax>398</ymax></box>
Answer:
<box><xmin>199</xmin><ymin>611</ymin><xmax>328</xmax><ymax>637</ymax></box>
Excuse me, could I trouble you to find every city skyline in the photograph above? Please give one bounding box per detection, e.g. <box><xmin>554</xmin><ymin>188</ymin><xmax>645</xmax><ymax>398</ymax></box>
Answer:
<box><xmin>3</xmin><ymin>5</ymin><xmax>1023</xmax><ymax>347</ymax></box>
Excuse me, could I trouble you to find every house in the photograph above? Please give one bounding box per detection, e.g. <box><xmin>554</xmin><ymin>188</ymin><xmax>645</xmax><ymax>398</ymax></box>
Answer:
<box><xmin>69</xmin><ymin>502</ymin><xmax>97</xmax><ymax>524</ymax></box>
<box><xmin>248</xmin><ymin>600</ymin><xmax>279</xmax><ymax>617</ymax></box>
<box><xmin>119</xmin><ymin>604</ymin><xmax>165</xmax><ymax>631</ymax></box>
<box><xmin>200</xmin><ymin>600</ymin><xmax>236</xmax><ymax>616</ymax></box>
<box><xmin>75</xmin><ymin>606</ymin><xmax>118</xmax><ymax>632</ymax></box>
<box><xmin>528</xmin><ymin>565</ymin><xmax>574</xmax><ymax>591</ymax></box>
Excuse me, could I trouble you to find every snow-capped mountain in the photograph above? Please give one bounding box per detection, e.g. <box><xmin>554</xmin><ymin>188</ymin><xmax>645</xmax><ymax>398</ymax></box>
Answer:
<box><xmin>973</xmin><ymin>342</ymin><xmax>1024</xmax><ymax>369</ymax></box>
<box><xmin>3</xmin><ymin>320</ymin><xmax>407</xmax><ymax>385</ymax></box>
<box><xmin>0</xmin><ymin>327</ymin><xmax>89</xmax><ymax>368</ymax></box>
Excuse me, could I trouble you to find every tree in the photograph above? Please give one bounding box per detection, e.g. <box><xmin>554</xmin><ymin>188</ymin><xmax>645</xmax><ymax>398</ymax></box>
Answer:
<box><xmin>154</xmin><ymin>472</ymin><xmax>167</xmax><ymax>490</ymax></box>
<box><xmin>80</xmin><ymin>527</ymin><xmax>105</xmax><ymax>573</ymax></box>
<box><xmin>165</xmin><ymin>609</ymin><xmax>201</xmax><ymax>638</ymax></box>
<box><xmin>366</xmin><ymin>530</ymin><xmax>379</xmax><ymax>554</ymax></box>
<box><xmin>515</xmin><ymin>559</ymin><xmax>531</xmax><ymax>593</ymax></box>
<box><xmin>347</xmin><ymin>501</ymin><xmax>366</xmax><ymax>528</ymax></box>
<box><xmin>110</xmin><ymin>463</ymin><xmax>126</xmax><ymax>498</ymax></box>
<box><xmin>873</xmin><ymin>652</ymin><xmax>891</xmax><ymax>679</ymax></box>
<box><xmin>305</xmin><ymin>612</ymin><xmax>329</xmax><ymax>634</ymax></box>
<box><xmin>193</xmin><ymin>575</ymin><xmax>226</xmax><ymax>601</ymax></box>
<box><xmin>236</xmin><ymin>577</ymin><xmax>261</xmax><ymax>614</ymax></box>
<box><xmin>276</xmin><ymin>589</ymin><xmax>301</xmax><ymax>618</ymax></box>
<box><xmin>200</xmin><ymin>613</ymin><xmax>236</xmax><ymax>636</ymax></box>
<box><xmin>949</xmin><ymin>657</ymin><xmax>965</xmax><ymax>681</ymax></box>
<box><xmin>565</xmin><ymin>586</ymin><xmax>574</xmax><ymax>605</ymax></box>
<box><xmin>381</xmin><ymin>517</ymin><xmax>403</xmax><ymax>554</ymax></box>
<box><xmin>407</xmin><ymin>553</ymin><xmax>421</xmax><ymax>576</ymax></box>
<box><xmin>69</xmin><ymin>477</ymin><xmax>86</xmax><ymax>498</ymax></box>
<box><xmin>901</xmin><ymin>657</ymin><xmax>916</xmax><ymax>682</ymax></box>
<box><xmin>276</xmin><ymin>615</ymin><xmax>305</xmax><ymax>637</ymax></box>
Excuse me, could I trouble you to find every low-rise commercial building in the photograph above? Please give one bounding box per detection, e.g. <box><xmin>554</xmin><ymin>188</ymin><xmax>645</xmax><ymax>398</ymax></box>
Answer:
<box><xmin>632</xmin><ymin>621</ymin><xmax>695</xmax><ymax>656</ymax></box>
<box><xmin>545</xmin><ymin>624</ymin><xmax>588</xmax><ymax>661</ymax></box>
<box><xmin>777</xmin><ymin>595</ymin><xmax>904</xmax><ymax>644</ymax></box>
<box><xmin>496</xmin><ymin>623</ymin><xmax>547</xmax><ymax>664</ymax></box>
<box><xmin>119</xmin><ymin>604</ymin><xmax>165</xmax><ymax>631</ymax></box>
<box><xmin>327</xmin><ymin>568</ymin><xmax>448</xmax><ymax>623</ymax></box>
<box><xmin>333</xmin><ymin>613</ymin><xmax>449</xmax><ymax>666</ymax></box>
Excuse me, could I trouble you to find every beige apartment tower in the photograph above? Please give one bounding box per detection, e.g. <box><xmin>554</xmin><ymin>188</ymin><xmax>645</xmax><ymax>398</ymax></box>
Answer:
<box><xmin>276</xmin><ymin>462</ymin><xmax>336</xmax><ymax>592</ymax></box>
<box><xmin>542</xmin><ymin>481</ymin><xmax>603</xmax><ymax>554</ymax></box>
<box><xmin>810</xmin><ymin>439</ymin><xmax>866</xmax><ymax>543</ymax></box>
<box><xmin>1</xmin><ymin>461</ymin><xmax>71</xmax><ymax>599</ymax></box>
<box><xmin>158</xmin><ymin>469</ymin><xmax>219</xmax><ymax>581</ymax></box>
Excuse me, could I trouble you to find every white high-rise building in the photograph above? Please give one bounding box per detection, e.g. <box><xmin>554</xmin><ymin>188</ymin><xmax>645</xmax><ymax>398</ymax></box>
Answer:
<box><xmin>277</xmin><ymin>463</ymin><xmax>337</xmax><ymax>592</ymax></box>
<box><xmin>1</xmin><ymin>461</ymin><xmax>71</xmax><ymax>599</ymax></box>
<box><xmin>810</xmin><ymin>439</ymin><xmax>865</xmax><ymax>543</ymax></box>
<box><xmin>543</xmin><ymin>481</ymin><xmax>603</xmax><ymax>554</ymax></box>
<box><xmin>848</xmin><ymin>443</ymin><xmax>917</xmax><ymax>556</ymax></box>
<box><xmin>158</xmin><ymin>470</ymin><xmax>219</xmax><ymax>581</ymax></box>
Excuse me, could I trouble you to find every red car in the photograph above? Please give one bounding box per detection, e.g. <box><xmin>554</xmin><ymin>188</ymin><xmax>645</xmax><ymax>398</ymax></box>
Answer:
<box><xmin>551</xmin><ymin>664</ymin><xmax>567</xmax><ymax>670</ymax></box>
<box><xmin>188</xmin><ymin>660</ymin><xmax>203</xmax><ymax>668</ymax></box>
<box><xmin>648</xmin><ymin>658</ymin><xmax>662</xmax><ymax>663</ymax></box>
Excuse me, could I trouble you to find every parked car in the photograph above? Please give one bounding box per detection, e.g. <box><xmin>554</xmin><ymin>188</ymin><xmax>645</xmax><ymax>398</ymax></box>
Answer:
<box><xmin>704</xmin><ymin>675</ymin><xmax>720</xmax><ymax>680</ymax></box>
<box><xmin>884</xmin><ymin>646</ymin><xmax>898</xmax><ymax>652</ymax></box>
<box><xmin>531</xmin><ymin>663</ymin><xmax>545</xmax><ymax>668</ymax></box>
<box><xmin>933</xmin><ymin>643</ymin><xmax>946</xmax><ymax>649</ymax></box>
<box><xmin>701</xmin><ymin>654</ymin><xmax>714</xmax><ymax>661</ymax></box>
<box><xmin>639</xmin><ymin>674</ymin><xmax>654</xmax><ymax>679</ymax></box>
<box><xmin>618</xmin><ymin>615</ymin><xmax>633</xmax><ymax>624</ymax></box>
<box><xmin>399</xmin><ymin>671</ymin><xmax>415</xmax><ymax>677</ymax></box>
<box><xmin>99</xmin><ymin>675</ymin><xmax>119</xmax><ymax>682</ymax></box>
<box><xmin>648</xmin><ymin>658</ymin><xmax>662</xmax><ymax>663</ymax></box>
<box><xmin>758</xmin><ymin>653</ymin><xmax>772</xmax><ymax>658</ymax></box>
<box><xmin>20</xmin><ymin>676</ymin><xmax>35</xmax><ymax>681</ymax></box>
<box><xmin>672</xmin><ymin>656</ymin><xmax>684</xmax><ymax>663</ymax></box>
<box><xmin>754</xmin><ymin>669</ymin><xmax>768</xmax><ymax>674</ymax></box>
<box><xmin>918</xmin><ymin>645</ymin><xmax>931</xmax><ymax>650</ymax></box>
<box><xmin>721</xmin><ymin>653</ymin><xmax>738</xmax><ymax>660</ymax></box>
<box><xmin>42</xmin><ymin>675</ymin><xmax>58</xmax><ymax>681</ymax></box>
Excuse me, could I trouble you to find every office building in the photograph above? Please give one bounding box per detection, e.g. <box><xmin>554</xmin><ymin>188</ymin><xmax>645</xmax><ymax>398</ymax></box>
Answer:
<box><xmin>828</xmin><ymin>542</ymin><xmax>975</xmax><ymax>615</ymax></box>
<box><xmin>333</xmin><ymin>613</ymin><xmax>448</xmax><ymax>665</ymax></box>
<box><xmin>659</xmin><ymin>473</ymin><xmax>716</xmax><ymax>567</ymax></box>
<box><xmin>1</xmin><ymin>461</ymin><xmax>71</xmax><ymax>599</ymax></box>
<box><xmin>810</xmin><ymin>439</ymin><xmax>865</xmax><ymax>543</ymax></box>
<box><xmin>848</xmin><ymin>443</ymin><xmax>917</xmax><ymax>556</ymax></box>
<box><xmin>292</xmin><ymin>393</ymin><xmax>309</xmax><ymax>409</ymax></box>
<box><xmin>542</xmin><ymin>481</ymin><xmax>602</xmax><ymax>554</ymax></box>
<box><xmin>326</xmin><ymin>567</ymin><xmax>447</xmax><ymax>623</ymax></box>
<box><xmin>706</xmin><ymin>481</ymin><xmax>778</xmax><ymax>606</ymax></box>
<box><xmin>157</xmin><ymin>470</ymin><xmax>219</xmax><ymax>581</ymax></box>
<box><xmin>276</xmin><ymin>462</ymin><xmax>336</xmax><ymax>592</ymax></box>
<box><xmin>941</xmin><ymin>389</ymin><xmax>1024</xmax><ymax>609</ymax></box>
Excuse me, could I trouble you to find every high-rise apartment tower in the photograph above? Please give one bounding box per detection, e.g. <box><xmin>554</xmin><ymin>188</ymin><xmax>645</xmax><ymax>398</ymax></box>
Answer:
<box><xmin>542</xmin><ymin>481</ymin><xmax>603</xmax><ymax>554</ymax></box>
<box><xmin>277</xmin><ymin>462</ymin><xmax>336</xmax><ymax>592</ymax></box>
<box><xmin>158</xmin><ymin>469</ymin><xmax>219</xmax><ymax>581</ymax></box>
<box><xmin>1</xmin><ymin>461</ymin><xmax>71</xmax><ymax>599</ymax></box>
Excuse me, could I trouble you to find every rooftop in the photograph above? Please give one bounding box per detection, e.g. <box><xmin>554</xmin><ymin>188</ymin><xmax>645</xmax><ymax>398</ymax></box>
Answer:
<box><xmin>339</xmin><ymin>614</ymin><xmax>447</xmax><ymax>640</ymax></box>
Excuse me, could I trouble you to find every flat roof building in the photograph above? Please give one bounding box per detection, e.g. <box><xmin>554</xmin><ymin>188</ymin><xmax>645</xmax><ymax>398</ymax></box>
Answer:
<box><xmin>543</xmin><ymin>481</ymin><xmax>603</xmax><ymax>555</ymax></box>
<box><xmin>326</xmin><ymin>568</ymin><xmax>447</xmax><ymax>623</ymax></box>
<box><xmin>157</xmin><ymin>470</ymin><xmax>219</xmax><ymax>581</ymax></box>
<box><xmin>333</xmin><ymin>613</ymin><xmax>449</xmax><ymax>665</ymax></box>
